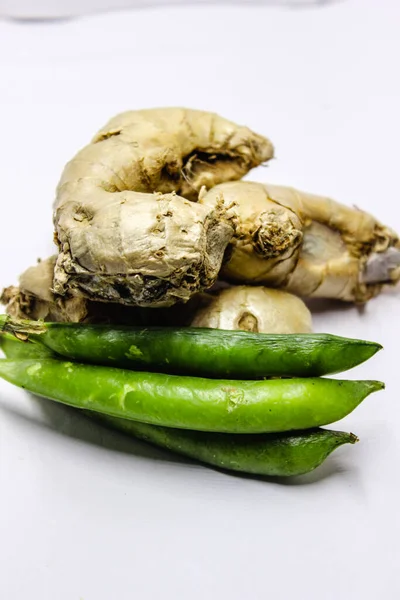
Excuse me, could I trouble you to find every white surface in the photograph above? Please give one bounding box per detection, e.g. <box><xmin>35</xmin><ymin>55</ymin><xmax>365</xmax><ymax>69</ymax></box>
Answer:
<box><xmin>0</xmin><ymin>0</ymin><xmax>324</xmax><ymax>19</ymax></box>
<box><xmin>0</xmin><ymin>0</ymin><xmax>323</xmax><ymax>20</ymax></box>
<box><xmin>0</xmin><ymin>1</ymin><xmax>400</xmax><ymax>599</ymax></box>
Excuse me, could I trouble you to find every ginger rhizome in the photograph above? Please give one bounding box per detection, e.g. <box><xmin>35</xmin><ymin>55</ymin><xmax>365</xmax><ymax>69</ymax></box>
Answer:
<box><xmin>1</xmin><ymin>260</ymin><xmax>311</xmax><ymax>335</ymax></box>
<box><xmin>190</xmin><ymin>286</ymin><xmax>313</xmax><ymax>334</ymax></box>
<box><xmin>1</xmin><ymin>257</ymin><xmax>191</xmax><ymax>326</ymax></box>
<box><xmin>200</xmin><ymin>182</ymin><xmax>400</xmax><ymax>302</ymax></box>
<box><xmin>53</xmin><ymin>108</ymin><xmax>273</xmax><ymax>307</ymax></box>
<box><xmin>3</xmin><ymin>107</ymin><xmax>400</xmax><ymax>318</ymax></box>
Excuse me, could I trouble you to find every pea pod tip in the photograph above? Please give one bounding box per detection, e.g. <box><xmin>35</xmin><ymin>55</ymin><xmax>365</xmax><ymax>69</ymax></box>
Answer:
<box><xmin>351</xmin><ymin>379</ymin><xmax>385</xmax><ymax>395</ymax></box>
<box><xmin>329</xmin><ymin>430</ymin><xmax>358</xmax><ymax>446</ymax></box>
<box><xmin>369</xmin><ymin>380</ymin><xmax>385</xmax><ymax>392</ymax></box>
<box><xmin>366</xmin><ymin>340</ymin><xmax>384</xmax><ymax>354</ymax></box>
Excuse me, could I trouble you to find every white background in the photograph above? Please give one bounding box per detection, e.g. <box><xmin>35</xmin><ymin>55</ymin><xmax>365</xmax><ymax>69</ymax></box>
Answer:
<box><xmin>0</xmin><ymin>1</ymin><xmax>399</xmax><ymax>598</ymax></box>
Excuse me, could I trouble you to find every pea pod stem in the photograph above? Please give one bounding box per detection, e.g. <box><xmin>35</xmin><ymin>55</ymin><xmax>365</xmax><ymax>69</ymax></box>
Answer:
<box><xmin>0</xmin><ymin>357</ymin><xmax>384</xmax><ymax>433</ymax></box>
<box><xmin>0</xmin><ymin>315</ymin><xmax>383</xmax><ymax>378</ymax></box>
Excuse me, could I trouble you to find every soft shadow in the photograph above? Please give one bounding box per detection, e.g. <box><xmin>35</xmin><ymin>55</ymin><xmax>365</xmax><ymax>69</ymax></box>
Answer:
<box><xmin>1</xmin><ymin>392</ymin><xmax>192</xmax><ymax>467</ymax></box>
<box><xmin>378</xmin><ymin>284</ymin><xmax>400</xmax><ymax>299</ymax></box>
<box><xmin>277</xmin><ymin>458</ymin><xmax>356</xmax><ymax>485</ymax></box>
<box><xmin>304</xmin><ymin>297</ymin><xmax>364</xmax><ymax>316</ymax></box>
<box><xmin>2</xmin><ymin>0</ymin><xmax>346</xmax><ymax>24</ymax></box>
<box><xmin>216</xmin><ymin>453</ymin><xmax>356</xmax><ymax>486</ymax></box>
<box><xmin>305</xmin><ymin>283</ymin><xmax>400</xmax><ymax>315</ymax></box>
<box><xmin>5</xmin><ymin>17</ymin><xmax>74</xmax><ymax>24</ymax></box>
<box><xmin>1</xmin><ymin>393</ymin><xmax>355</xmax><ymax>485</ymax></box>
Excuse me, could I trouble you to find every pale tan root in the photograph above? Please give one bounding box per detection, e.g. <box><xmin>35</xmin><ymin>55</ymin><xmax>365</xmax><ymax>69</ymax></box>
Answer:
<box><xmin>199</xmin><ymin>182</ymin><xmax>304</xmax><ymax>287</ymax></box>
<box><xmin>1</xmin><ymin>257</ymin><xmax>89</xmax><ymax>322</ymax></box>
<box><xmin>0</xmin><ymin>257</ymin><xmax>187</xmax><ymax>326</ymax></box>
<box><xmin>1</xmin><ymin>259</ymin><xmax>312</xmax><ymax>335</ymax></box>
<box><xmin>190</xmin><ymin>286</ymin><xmax>313</xmax><ymax>333</ymax></box>
<box><xmin>54</xmin><ymin>108</ymin><xmax>273</xmax><ymax>306</ymax></box>
<box><xmin>200</xmin><ymin>182</ymin><xmax>400</xmax><ymax>302</ymax></box>
<box><xmin>55</xmin><ymin>192</ymin><xmax>236</xmax><ymax>307</ymax></box>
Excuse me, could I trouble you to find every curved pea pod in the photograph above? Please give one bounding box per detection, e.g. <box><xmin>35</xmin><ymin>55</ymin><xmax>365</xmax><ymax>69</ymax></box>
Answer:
<box><xmin>0</xmin><ymin>315</ymin><xmax>383</xmax><ymax>378</ymax></box>
<box><xmin>92</xmin><ymin>414</ymin><xmax>359</xmax><ymax>477</ymax></box>
<box><xmin>0</xmin><ymin>358</ymin><xmax>384</xmax><ymax>433</ymax></box>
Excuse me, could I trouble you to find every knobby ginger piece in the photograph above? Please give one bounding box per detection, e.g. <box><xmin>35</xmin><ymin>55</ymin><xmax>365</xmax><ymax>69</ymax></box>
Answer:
<box><xmin>0</xmin><ymin>257</ymin><xmax>200</xmax><ymax>326</ymax></box>
<box><xmin>1</xmin><ymin>259</ymin><xmax>312</xmax><ymax>334</ymax></box>
<box><xmin>190</xmin><ymin>286</ymin><xmax>313</xmax><ymax>334</ymax></box>
<box><xmin>53</xmin><ymin>108</ymin><xmax>273</xmax><ymax>307</ymax></box>
<box><xmin>1</xmin><ymin>257</ymin><xmax>89</xmax><ymax>322</ymax></box>
<box><xmin>199</xmin><ymin>182</ymin><xmax>400</xmax><ymax>302</ymax></box>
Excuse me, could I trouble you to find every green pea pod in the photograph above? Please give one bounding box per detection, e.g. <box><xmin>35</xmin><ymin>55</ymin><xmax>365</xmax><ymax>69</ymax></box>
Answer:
<box><xmin>0</xmin><ymin>331</ymin><xmax>358</xmax><ymax>477</ymax></box>
<box><xmin>0</xmin><ymin>357</ymin><xmax>383</xmax><ymax>433</ymax></box>
<box><xmin>0</xmin><ymin>315</ymin><xmax>382</xmax><ymax>379</ymax></box>
<box><xmin>92</xmin><ymin>413</ymin><xmax>358</xmax><ymax>477</ymax></box>
<box><xmin>0</xmin><ymin>333</ymin><xmax>55</xmax><ymax>359</ymax></box>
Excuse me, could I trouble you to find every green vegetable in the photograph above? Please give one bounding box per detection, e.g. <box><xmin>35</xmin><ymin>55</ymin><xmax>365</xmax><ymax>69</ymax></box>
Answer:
<box><xmin>0</xmin><ymin>358</ymin><xmax>383</xmax><ymax>433</ymax></box>
<box><xmin>0</xmin><ymin>334</ymin><xmax>359</xmax><ymax>477</ymax></box>
<box><xmin>93</xmin><ymin>414</ymin><xmax>359</xmax><ymax>477</ymax></box>
<box><xmin>0</xmin><ymin>333</ymin><xmax>55</xmax><ymax>359</ymax></box>
<box><xmin>0</xmin><ymin>315</ymin><xmax>382</xmax><ymax>378</ymax></box>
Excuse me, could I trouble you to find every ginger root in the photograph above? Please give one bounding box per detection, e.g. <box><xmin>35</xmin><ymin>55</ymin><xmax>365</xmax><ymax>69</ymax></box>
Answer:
<box><xmin>1</xmin><ymin>257</ymin><xmax>89</xmax><ymax>322</ymax></box>
<box><xmin>53</xmin><ymin>108</ymin><xmax>273</xmax><ymax>307</ymax></box>
<box><xmin>1</xmin><ymin>257</ymin><xmax>207</xmax><ymax>326</ymax></box>
<box><xmin>190</xmin><ymin>286</ymin><xmax>312</xmax><ymax>334</ymax></box>
<box><xmin>200</xmin><ymin>182</ymin><xmax>400</xmax><ymax>302</ymax></box>
<box><xmin>1</xmin><ymin>258</ymin><xmax>312</xmax><ymax>334</ymax></box>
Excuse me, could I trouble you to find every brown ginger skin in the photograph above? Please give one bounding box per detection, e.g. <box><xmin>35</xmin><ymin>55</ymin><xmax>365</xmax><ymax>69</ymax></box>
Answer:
<box><xmin>53</xmin><ymin>108</ymin><xmax>273</xmax><ymax>307</ymax></box>
<box><xmin>200</xmin><ymin>181</ymin><xmax>400</xmax><ymax>302</ymax></box>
